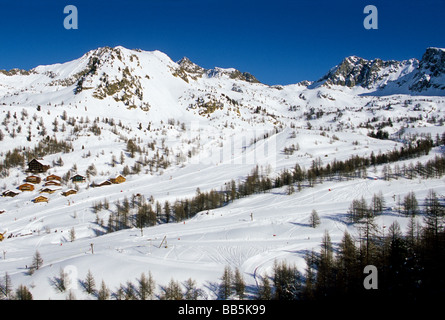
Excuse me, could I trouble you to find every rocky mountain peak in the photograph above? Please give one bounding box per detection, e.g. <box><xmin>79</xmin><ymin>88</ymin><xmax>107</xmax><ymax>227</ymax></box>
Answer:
<box><xmin>409</xmin><ymin>47</ymin><xmax>445</xmax><ymax>93</ymax></box>
<box><xmin>419</xmin><ymin>47</ymin><xmax>445</xmax><ymax>77</ymax></box>
<box><xmin>177</xmin><ymin>57</ymin><xmax>206</xmax><ymax>75</ymax></box>
<box><xmin>176</xmin><ymin>56</ymin><xmax>261</xmax><ymax>84</ymax></box>
<box><xmin>317</xmin><ymin>55</ymin><xmax>408</xmax><ymax>89</ymax></box>
<box><xmin>311</xmin><ymin>47</ymin><xmax>445</xmax><ymax>95</ymax></box>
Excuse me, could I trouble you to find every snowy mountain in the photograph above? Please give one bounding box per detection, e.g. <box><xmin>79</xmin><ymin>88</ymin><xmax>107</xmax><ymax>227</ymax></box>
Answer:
<box><xmin>0</xmin><ymin>46</ymin><xmax>444</xmax><ymax>300</ymax></box>
<box><xmin>1</xmin><ymin>45</ymin><xmax>444</xmax><ymax>132</ymax></box>
<box><xmin>1</xmin><ymin>45</ymin><xmax>444</xmax><ymax>115</ymax></box>
<box><xmin>313</xmin><ymin>47</ymin><xmax>445</xmax><ymax>95</ymax></box>
<box><xmin>314</xmin><ymin>55</ymin><xmax>418</xmax><ymax>90</ymax></box>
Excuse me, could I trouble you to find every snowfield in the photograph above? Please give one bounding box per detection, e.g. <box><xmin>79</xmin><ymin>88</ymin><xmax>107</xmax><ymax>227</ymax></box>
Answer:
<box><xmin>0</xmin><ymin>46</ymin><xmax>444</xmax><ymax>299</ymax></box>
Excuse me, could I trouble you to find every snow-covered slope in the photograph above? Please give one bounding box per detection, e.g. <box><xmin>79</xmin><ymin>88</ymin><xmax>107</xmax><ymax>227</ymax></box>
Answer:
<box><xmin>0</xmin><ymin>46</ymin><xmax>444</xmax><ymax>299</ymax></box>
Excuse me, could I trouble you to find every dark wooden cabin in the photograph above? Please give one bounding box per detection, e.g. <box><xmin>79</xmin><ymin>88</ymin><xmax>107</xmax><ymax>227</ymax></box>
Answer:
<box><xmin>27</xmin><ymin>159</ymin><xmax>50</xmax><ymax>173</ymax></box>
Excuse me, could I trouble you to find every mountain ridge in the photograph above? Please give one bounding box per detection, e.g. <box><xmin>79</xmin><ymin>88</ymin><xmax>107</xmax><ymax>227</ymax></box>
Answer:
<box><xmin>0</xmin><ymin>45</ymin><xmax>444</xmax><ymax>124</ymax></box>
<box><xmin>1</xmin><ymin>46</ymin><xmax>445</xmax><ymax>108</ymax></box>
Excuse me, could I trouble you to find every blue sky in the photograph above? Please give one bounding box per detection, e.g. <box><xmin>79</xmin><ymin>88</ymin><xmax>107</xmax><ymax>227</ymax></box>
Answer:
<box><xmin>0</xmin><ymin>0</ymin><xmax>444</xmax><ymax>85</ymax></box>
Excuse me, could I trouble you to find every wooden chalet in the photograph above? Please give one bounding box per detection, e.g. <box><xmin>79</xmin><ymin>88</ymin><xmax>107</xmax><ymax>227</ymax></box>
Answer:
<box><xmin>2</xmin><ymin>190</ymin><xmax>19</xmax><ymax>197</ymax></box>
<box><xmin>40</xmin><ymin>187</ymin><xmax>59</xmax><ymax>194</ymax></box>
<box><xmin>18</xmin><ymin>183</ymin><xmax>35</xmax><ymax>192</ymax></box>
<box><xmin>27</xmin><ymin>159</ymin><xmax>50</xmax><ymax>174</ymax></box>
<box><xmin>44</xmin><ymin>181</ymin><xmax>61</xmax><ymax>187</ymax></box>
<box><xmin>46</xmin><ymin>174</ymin><xmax>61</xmax><ymax>182</ymax></box>
<box><xmin>94</xmin><ymin>180</ymin><xmax>112</xmax><ymax>187</ymax></box>
<box><xmin>62</xmin><ymin>189</ymin><xmax>77</xmax><ymax>197</ymax></box>
<box><xmin>26</xmin><ymin>175</ymin><xmax>42</xmax><ymax>184</ymax></box>
<box><xmin>110</xmin><ymin>175</ymin><xmax>126</xmax><ymax>184</ymax></box>
<box><xmin>33</xmin><ymin>196</ymin><xmax>48</xmax><ymax>203</ymax></box>
<box><xmin>71</xmin><ymin>174</ymin><xmax>86</xmax><ymax>183</ymax></box>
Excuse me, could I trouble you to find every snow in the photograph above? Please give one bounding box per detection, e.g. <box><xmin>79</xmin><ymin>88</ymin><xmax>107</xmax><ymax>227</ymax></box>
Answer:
<box><xmin>0</xmin><ymin>45</ymin><xmax>444</xmax><ymax>299</ymax></box>
<box><xmin>1</xmin><ymin>161</ymin><xmax>443</xmax><ymax>300</ymax></box>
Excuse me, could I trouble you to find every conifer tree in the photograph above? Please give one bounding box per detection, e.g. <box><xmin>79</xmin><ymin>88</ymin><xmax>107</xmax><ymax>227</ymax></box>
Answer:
<box><xmin>29</xmin><ymin>250</ymin><xmax>43</xmax><ymax>274</ymax></box>
<box><xmin>0</xmin><ymin>272</ymin><xmax>12</xmax><ymax>299</ymax></box>
<box><xmin>348</xmin><ymin>197</ymin><xmax>369</xmax><ymax>223</ymax></box>
<box><xmin>335</xmin><ymin>231</ymin><xmax>359</xmax><ymax>296</ymax></box>
<box><xmin>423</xmin><ymin>189</ymin><xmax>444</xmax><ymax>242</ymax></box>
<box><xmin>233</xmin><ymin>267</ymin><xmax>246</xmax><ymax>300</ymax></box>
<box><xmin>406</xmin><ymin>215</ymin><xmax>421</xmax><ymax>251</ymax></box>
<box><xmin>97</xmin><ymin>280</ymin><xmax>110</xmax><ymax>300</ymax></box>
<box><xmin>122</xmin><ymin>281</ymin><xmax>137</xmax><ymax>300</ymax></box>
<box><xmin>256</xmin><ymin>275</ymin><xmax>272</xmax><ymax>300</ymax></box>
<box><xmin>403</xmin><ymin>191</ymin><xmax>419</xmax><ymax>216</ymax></box>
<box><xmin>286</xmin><ymin>184</ymin><xmax>295</xmax><ymax>195</ymax></box>
<box><xmin>155</xmin><ymin>201</ymin><xmax>162</xmax><ymax>220</ymax></box>
<box><xmin>138</xmin><ymin>272</ymin><xmax>156</xmax><ymax>300</ymax></box>
<box><xmin>272</xmin><ymin>260</ymin><xmax>303</xmax><ymax>300</ymax></box>
<box><xmin>161</xmin><ymin>278</ymin><xmax>183</xmax><ymax>300</ymax></box>
<box><xmin>51</xmin><ymin>267</ymin><xmax>68</xmax><ymax>293</ymax></box>
<box><xmin>15</xmin><ymin>285</ymin><xmax>33</xmax><ymax>300</ymax></box>
<box><xmin>370</xmin><ymin>191</ymin><xmax>385</xmax><ymax>216</ymax></box>
<box><xmin>303</xmin><ymin>251</ymin><xmax>316</xmax><ymax>300</ymax></box>
<box><xmin>83</xmin><ymin>269</ymin><xmax>96</xmax><ymax>295</ymax></box>
<box><xmin>219</xmin><ymin>265</ymin><xmax>233</xmax><ymax>300</ymax></box>
<box><xmin>164</xmin><ymin>200</ymin><xmax>171</xmax><ymax>223</ymax></box>
<box><xmin>387</xmin><ymin>221</ymin><xmax>405</xmax><ymax>261</ymax></box>
<box><xmin>183</xmin><ymin>278</ymin><xmax>204</xmax><ymax>300</ymax></box>
<box><xmin>315</xmin><ymin>230</ymin><xmax>335</xmax><ymax>297</ymax></box>
<box><xmin>309</xmin><ymin>209</ymin><xmax>321</xmax><ymax>228</ymax></box>
<box><xmin>359</xmin><ymin>201</ymin><xmax>379</xmax><ymax>265</ymax></box>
